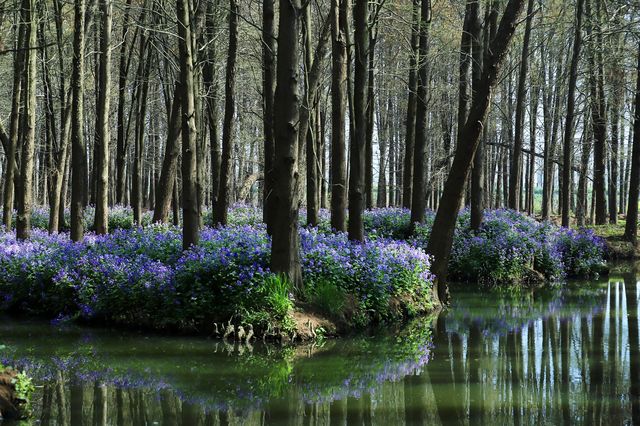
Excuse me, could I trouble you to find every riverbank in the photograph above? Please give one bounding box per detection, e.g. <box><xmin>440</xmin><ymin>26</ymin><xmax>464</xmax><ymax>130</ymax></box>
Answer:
<box><xmin>589</xmin><ymin>220</ymin><xmax>640</xmax><ymax>260</ymax></box>
<box><xmin>0</xmin><ymin>225</ymin><xmax>436</xmax><ymax>341</ymax></box>
<box><xmin>0</xmin><ymin>206</ymin><xmax>607</xmax><ymax>340</ymax></box>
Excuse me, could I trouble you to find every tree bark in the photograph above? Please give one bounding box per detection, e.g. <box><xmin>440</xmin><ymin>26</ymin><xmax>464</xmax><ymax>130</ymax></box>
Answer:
<box><xmin>213</xmin><ymin>0</ymin><xmax>238</xmax><ymax>226</ymax></box>
<box><xmin>153</xmin><ymin>83</ymin><xmax>182</xmax><ymax>224</ymax></box>
<box><xmin>262</xmin><ymin>0</ymin><xmax>276</xmax><ymax>233</ymax></box>
<box><xmin>70</xmin><ymin>0</ymin><xmax>87</xmax><ymax>242</ymax></box>
<box><xmin>624</xmin><ymin>42</ymin><xmax>640</xmax><ymax>243</ymax></box>
<box><xmin>94</xmin><ymin>0</ymin><xmax>112</xmax><ymax>235</ymax></box>
<box><xmin>508</xmin><ymin>0</ymin><xmax>534</xmax><ymax>211</ymax></box>
<box><xmin>16</xmin><ymin>0</ymin><xmax>37</xmax><ymax>240</ymax></box>
<box><xmin>402</xmin><ymin>0</ymin><xmax>420</xmax><ymax>209</ymax></box>
<box><xmin>178</xmin><ymin>0</ymin><xmax>199</xmax><ymax>249</ymax></box>
<box><xmin>2</xmin><ymin>14</ymin><xmax>26</xmax><ymax>230</ymax></box>
<box><xmin>115</xmin><ymin>0</ymin><xmax>134</xmax><ymax>205</ymax></box>
<box><xmin>561</xmin><ymin>0</ymin><xmax>584</xmax><ymax>227</ymax></box>
<box><xmin>348</xmin><ymin>0</ymin><xmax>369</xmax><ymax>242</ymax></box>
<box><xmin>271</xmin><ymin>0</ymin><xmax>303</xmax><ymax>287</ymax></box>
<box><xmin>330</xmin><ymin>0</ymin><xmax>348</xmax><ymax>232</ymax></box>
<box><xmin>426</xmin><ymin>0</ymin><xmax>526</xmax><ymax>303</ymax></box>
<box><xmin>409</xmin><ymin>0</ymin><xmax>431</xmax><ymax>226</ymax></box>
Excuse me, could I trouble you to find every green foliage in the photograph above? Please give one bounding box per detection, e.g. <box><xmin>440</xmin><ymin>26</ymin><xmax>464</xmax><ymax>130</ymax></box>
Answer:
<box><xmin>304</xmin><ymin>280</ymin><xmax>347</xmax><ymax>319</ymax></box>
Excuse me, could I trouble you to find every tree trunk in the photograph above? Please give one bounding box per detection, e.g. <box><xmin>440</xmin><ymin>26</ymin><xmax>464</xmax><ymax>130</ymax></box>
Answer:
<box><xmin>469</xmin><ymin>0</ymin><xmax>484</xmax><ymax>230</ymax></box>
<box><xmin>330</xmin><ymin>0</ymin><xmax>348</xmax><ymax>232</ymax></box>
<box><xmin>561</xmin><ymin>0</ymin><xmax>584</xmax><ymax>227</ymax></box>
<box><xmin>94</xmin><ymin>0</ymin><xmax>112</xmax><ymax>235</ymax></box>
<box><xmin>427</xmin><ymin>0</ymin><xmax>526</xmax><ymax>303</ymax></box>
<box><xmin>271</xmin><ymin>0</ymin><xmax>303</xmax><ymax>287</ymax></box>
<box><xmin>16</xmin><ymin>0</ymin><xmax>36</xmax><ymax>240</ymax></box>
<box><xmin>402</xmin><ymin>0</ymin><xmax>420</xmax><ymax>209</ymax></box>
<box><xmin>213</xmin><ymin>0</ymin><xmax>238</xmax><ymax>226</ymax></box>
<box><xmin>178</xmin><ymin>0</ymin><xmax>199</xmax><ymax>249</ymax></box>
<box><xmin>624</xmin><ymin>42</ymin><xmax>640</xmax><ymax>243</ymax></box>
<box><xmin>508</xmin><ymin>0</ymin><xmax>534</xmax><ymax>211</ymax></box>
<box><xmin>409</xmin><ymin>0</ymin><xmax>431</xmax><ymax>226</ymax></box>
<box><xmin>365</xmin><ymin>31</ymin><xmax>376</xmax><ymax>209</ymax></box>
<box><xmin>348</xmin><ymin>0</ymin><xmax>369</xmax><ymax>242</ymax></box>
<box><xmin>70</xmin><ymin>0</ymin><xmax>87</xmax><ymax>242</ymax></box>
<box><xmin>153</xmin><ymin>83</ymin><xmax>182</xmax><ymax>224</ymax></box>
<box><xmin>262</xmin><ymin>0</ymin><xmax>276</xmax><ymax>233</ymax></box>
<box><xmin>115</xmin><ymin>0</ymin><xmax>133</xmax><ymax>205</ymax></box>
<box><xmin>2</xmin><ymin>14</ymin><xmax>26</xmax><ymax>230</ymax></box>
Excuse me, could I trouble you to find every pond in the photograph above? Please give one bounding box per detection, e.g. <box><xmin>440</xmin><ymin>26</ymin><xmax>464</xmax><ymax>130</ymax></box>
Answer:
<box><xmin>2</xmin><ymin>272</ymin><xmax>639</xmax><ymax>425</ymax></box>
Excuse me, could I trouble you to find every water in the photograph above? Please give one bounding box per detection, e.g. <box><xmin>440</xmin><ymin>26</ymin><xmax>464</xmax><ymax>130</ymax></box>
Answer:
<box><xmin>2</xmin><ymin>273</ymin><xmax>640</xmax><ymax>425</ymax></box>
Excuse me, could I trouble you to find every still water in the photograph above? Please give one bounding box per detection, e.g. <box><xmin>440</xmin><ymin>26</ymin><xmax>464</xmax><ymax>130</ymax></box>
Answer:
<box><xmin>2</xmin><ymin>273</ymin><xmax>640</xmax><ymax>425</ymax></box>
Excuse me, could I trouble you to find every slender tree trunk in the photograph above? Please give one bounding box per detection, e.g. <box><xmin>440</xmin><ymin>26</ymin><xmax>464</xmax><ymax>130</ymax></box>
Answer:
<box><xmin>271</xmin><ymin>0</ymin><xmax>303</xmax><ymax>286</ymax></box>
<box><xmin>348</xmin><ymin>0</ymin><xmax>369</xmax><ymax>242</ymax></box>
<box><xmin>94</xmin><ymin>0</ymin><xmax>112</xmax><ymax>234</ymax></box>
<box><xmin>178</xmin><ymin>0</ymin><xmax>199</xmax><ymax>249</ymax></box>
<box><xmin>16</xmin><ymin>0</ymin><xmax>37</xmax><ymax>240</ymax></box>
<box><xmin>262</xmin><ymin>0</ymin><xmax>276</xmax><ymax>233</ymax></box>
<box><xmin>508</xmin><ymin>0</ymin><xmax>534</xmax><ymax>211</ymax></box>
<box><xmin>213</xmin><ymin>0</ymin><xmax>238</xmax><ymax>226</ymax></box>
<box><xmin>402</xmin><ymin>0</ymin><xmax>420</xmax><ymax>209</ymax></box>
<box><xmin>153</xmin><ymin>84</ymin><xmax>182</xmax><ymax>224</ymax></box>
<box><xmin>409</xmin><ymin>0</ymin><xmax>431</xmax><ymax>226</ymax></box>
<box><xmin>364</xmin><ymin>31</ymin><xmax>376</xmax><ymax>209</ymax></box>
<box><xmin>427</xmin><ymin>0</ymin><xmax>526</xmax><ymax>303</ymax></box>
<box><xmin>70</xmin><ymin>0</ymin><xmax>87</xmax><ymax>242</ymax></box>
<box><xmin>561</xmin><ymin>0</ymin><xmax>584</xmax><ymax>227</ymax></box>
<box><xmin>330</xmin><ymin>0</ymin><xmax>348</xmax><ymax>232</ymax></box>
<box><xmin>624</xmin><ymin>42</ymin><xmax>640</xmax><ymax>243</ymax></box>
<box><xmin>469</xmin><ymin>0</ymin><xmax>484</xmax><ymax>230</ymax></box>
<box><xmin>2</xmin><ymin>16</ymin><xmax>26</xmax><ymax>230</ymax></box>
<box><xmin>115</xmin><ymin>0</ymin><xmax>133</xmax><ymax>204</ymax></box>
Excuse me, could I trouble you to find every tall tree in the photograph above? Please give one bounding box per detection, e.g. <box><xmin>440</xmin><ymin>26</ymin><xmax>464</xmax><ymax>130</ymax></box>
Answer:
<box><xmin>115</xmin><ymin>0</ymin><xmax>134</xmax><ymax>205</ymax></box>
<box><xmin>262</xmin><ymin>0</ymin><xmax>276</xmax><ymax>233</ymax></box>
<box><xmin>2</xmin><ymin>11</ymin><xmax>27</xmax><ymax>230</ymax></box>
<box><xmin>178</xmin><ymin>0</ymin><xmax>199</xmax><ymax>249</ymax></box>
<box><xmin>402</xmin><ymin>0</ymin><xmax>420</xmax><ymax>209</ymax></box>
<box><xmin>508</xmin><ymin>0</ymin><xmax>534</xmax><ymax>211</ymax></box>
<box><xmin>330</xmin><ymin>0</ymin><xmax>348</xmax><ymax>232</ymax></box>
<box><xmin>16</xmin><ymin>0</ymin><xmax>37</xmax><ymax>240</ymax></box>
<box><xmin>271</xmin><ymin>0</ymin><xmax>303</xmax><ymax>286</ymax></box>
<box><xmin>94</xmin><ymin>0</ymin><xmax>113</xmax><ymax>234</ymax></box>
<box><xmin>624</xmin><ymin>42</ymin><xmax>640</xmax><ymax>243</ymax></box>
<box><xmin>70</xmin><ymin>0</ymin><xmax>87</xmax><ymax>242</ymax></box>
<box><xmin>426</xmin><ymin>0</ymin><xmax>527</xmax><ymax>304</ymax></box>
<box><xmin>409</xmin><ymin>0</ymin><xmax>431</xmax><ymax>226</ymax></box>
<box><xmin>561</xmin><ymin>0</ymin><xmax>584</xmax><ymax>227</ymax></box>
<box><xmin>348</xmin><ymin>0</ymin><xmax>369</xmax><ymax>242</ymax></box>
<box><xmin>213</xmin><ymin>0</ymin><xmax>239</xmax><ymax>226</ymax></box>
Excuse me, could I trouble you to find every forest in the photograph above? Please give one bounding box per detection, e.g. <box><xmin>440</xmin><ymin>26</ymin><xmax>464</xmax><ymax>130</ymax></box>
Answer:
<box><xmin>0</xmin><ymin>0</ymin><xmax>638</xmax><ymax>422</ymax></box>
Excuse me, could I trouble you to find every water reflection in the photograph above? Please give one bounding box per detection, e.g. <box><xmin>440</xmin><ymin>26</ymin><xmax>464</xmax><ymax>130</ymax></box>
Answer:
<box><xmin>5</xmin><ymin>276</ymin><xmax>640</xmax><ymax>425</ymax></box>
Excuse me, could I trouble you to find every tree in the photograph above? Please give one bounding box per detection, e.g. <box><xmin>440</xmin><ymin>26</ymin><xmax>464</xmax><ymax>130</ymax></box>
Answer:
<box><xmin>70</xmin><ymin>0</ymin><xmax>87</xmax><ymax>242</ymax></box>
<box><xmin>330</xmin><ymin>0</ymin><xmax>348</xmax><ymax>232</ymax></box>
<box><xmin>402</xmin><ymin>0</ymin><xmax>420</xmax><ymax>209</ymax></box>
<box><xmin>178</xmin><ymin>0</ymin><xmax>199</xmax><ymax>249</ymax></box>
<box><xmin>409</xmin><ymin>0</ymin><xmax>431</xmax><ymax>227</ymax></box>
<box><xmin>624</xmin><ymin>42</ymin><xmax>640</xmax><ymax>243</ymax></box>
<box><xmin>561</xmin><ymin>0</ymin><xmax>584</xmax><ymax>227</ymax></box>
<box><xmin>213</xmin><ymin>0</ymin><xmax>239</xmax><ymax>226</ymax></box>
<box><xmin>16</xmin><ymin>0</ymin><xmax>37</xmax><ymax>240</ymax></box>
<box><xmin>2</xmin><ymin>8</ymin><xmax>27</xmax><ymax>230</ymax></box>
<box><xmin>262</xmin><ymin>0</ymin><xmax>276</xmax><ymax>234</ymax></box>
<box><xmin>271</xmin><ymin>0</ymin><xmax>303</xmax><ymax>286</ymax></box>
<box><xmin>348</xmin><ymin>0</ymin><xmax>369</xmax><ymax>242</ymax></box>
<box><xmin>94</xmin><ymin>0</ymin><xmax>113</xmax><ymax>235</ymax></box>
<box><xmin>426</xmin><ymin>0</ymin><xmax>527</xmax><ymax>304</ymax></box>
<box><xmin>508</xmin><ymin>0</ymin><xmax>534</xmax><ymax>211</ymax></box>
